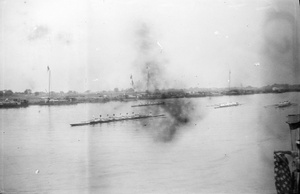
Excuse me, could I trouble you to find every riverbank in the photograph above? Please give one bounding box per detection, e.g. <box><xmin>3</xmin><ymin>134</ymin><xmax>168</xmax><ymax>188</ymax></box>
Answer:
<box><xmin>1</xmin><ymin>89</ymin><xmax>299</xmax><ymax>108</ymax></box>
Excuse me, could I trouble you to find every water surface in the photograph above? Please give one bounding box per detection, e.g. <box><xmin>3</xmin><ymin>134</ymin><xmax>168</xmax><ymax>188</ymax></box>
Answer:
<box><xmin>1</xmin><ymin>93</ymin><xmax>299</xmax><ymax>193</ymax></box>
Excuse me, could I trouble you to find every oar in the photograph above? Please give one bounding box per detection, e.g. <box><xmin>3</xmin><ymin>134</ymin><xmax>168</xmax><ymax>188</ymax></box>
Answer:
<box><xmin>206</xmin><ymin>104</ymin><xmax>220</xmax><ymax>107</ymax></box>
<box><xmin>264</xmin><ymin>104</ymin><xmax>276</xmax><ymax>108</ymax></box>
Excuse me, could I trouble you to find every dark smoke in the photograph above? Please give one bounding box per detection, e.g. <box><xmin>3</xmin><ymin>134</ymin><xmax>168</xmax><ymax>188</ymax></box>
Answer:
<box><xmin>133</xmin><ymin>22</ymin><xmax>198</xmax><ymax>142</ymax></box>
<box><xmin>157</xmin><ymin>99</ymin><xmax>196</xmax><ymax>142</ymax></box>
<box><xmin>137</xmin><ymin>99</ymin><xmax>197</xmax><ymax>142</ymax></box>
<box><xmin>133</xmin><ymin>22</ymin><xmax>168</xmax><ymax>91</ymax></box>
<box><xmin>262</xmin><ymin>4</ymin><xmax>300</xmax><ymax>84</ymax></box>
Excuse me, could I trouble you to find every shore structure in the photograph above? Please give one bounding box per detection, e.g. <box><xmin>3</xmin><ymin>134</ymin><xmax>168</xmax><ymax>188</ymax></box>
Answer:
<box><xmin>3</xmin><ymin>83</ymin><xmax>300</xmax><ymax>108</ymax></box>
<box><xmin>38</xmin><ymin>98</ymin><xmax>78</xmax><ymax>106</ymax></box>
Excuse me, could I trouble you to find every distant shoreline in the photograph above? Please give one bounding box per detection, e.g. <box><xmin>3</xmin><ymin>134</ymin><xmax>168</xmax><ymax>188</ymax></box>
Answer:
<box><xmin>1</xmin><ymin>87</ymin><xmax>299</xmax><ymax>108</ymax></box>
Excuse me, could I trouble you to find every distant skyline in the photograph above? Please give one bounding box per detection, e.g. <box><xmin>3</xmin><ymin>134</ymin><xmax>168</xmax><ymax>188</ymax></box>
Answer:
<box><xmin>1</xmin><ymin>0</ymin><xmax>300</xmax><ymax>92</ymax></box>
<box><xmin>1</xmin><ymin>82</ymin><xmax>299</xmax><ymax>93</ymax></box>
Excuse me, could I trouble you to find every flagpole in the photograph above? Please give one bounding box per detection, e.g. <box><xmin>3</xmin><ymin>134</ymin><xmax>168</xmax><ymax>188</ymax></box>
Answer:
<box><xmin>49</xmin><ymin>70</ymin><xmax>51</xmax><ymax>99</ymax></box>
<box><xmin>48</xmin><ymin>66</ymin><xmax>51</xmax><ymax>100</ymax></box>
<box><xmin>147</xmin><ymin>66</ymin><xmax>150</xmax><ymax>93</ymax></box>
<box><xmin>228</xmin><ymin>70</ymin><xmax>231</xmax><ymax>90</ymax></box>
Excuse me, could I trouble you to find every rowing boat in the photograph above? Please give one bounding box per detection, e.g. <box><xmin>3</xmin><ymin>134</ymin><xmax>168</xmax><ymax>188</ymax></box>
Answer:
<box><xmin>214</xmin><ymin>102</ymin><xmax>239</xmax><ymax>109</ymax></box>
<box><xmin>70</xmin><ymin>114</ymin><xmax>165</xmax><ymax>127</ymax></box>
<box><xmin>131</xmin><ymin>102</ymin><xmax>165</xmax><ymax>107</ymax></box>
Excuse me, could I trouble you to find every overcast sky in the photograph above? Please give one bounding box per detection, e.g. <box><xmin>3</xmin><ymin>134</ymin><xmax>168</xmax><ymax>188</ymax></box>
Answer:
<box><xmin>1</xmin><ymin>0</ymin><xmax>299</xmax><ymax>92</ymax></box>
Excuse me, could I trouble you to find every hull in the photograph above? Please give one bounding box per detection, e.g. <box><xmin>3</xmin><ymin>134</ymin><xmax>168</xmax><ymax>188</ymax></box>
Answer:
<box><xmin>0</xmin><ymin>104</ymin><xmax>29</xmax><ymax>108</ymax></box>
<box><xmin>276</xmin><ymin>102</ymin><xmax>291</xmax><ymax>108</ymax></box>
<box><xmin>37</xmin><ymin>101</ymin><xmax>78</xmax><ymax>106</ymax></box>
<box><xmin>70</xmin><ymin>114</ymin><xmax>164</xmax><ymax>127</ymax></box>
<box><xmin>131</xmin><ymin>102</ymin><xmax>165</xmax><ymax>107</ymax></box>
<box><xmin>0</xmin><ymin>100</ymin><xmax>29</xmax><ymax>109</ymax></box>
<box><xmin>214</xmin><ymin>102</ymin><xmax>239</xmax><ymax>109</ymax></box>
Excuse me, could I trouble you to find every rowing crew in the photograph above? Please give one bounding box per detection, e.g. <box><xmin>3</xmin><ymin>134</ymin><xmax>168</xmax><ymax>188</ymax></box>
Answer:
<box><xmin>91</xmin><ymin>112</ymin><xmax>153</xmax><ymax>122</ymax></box>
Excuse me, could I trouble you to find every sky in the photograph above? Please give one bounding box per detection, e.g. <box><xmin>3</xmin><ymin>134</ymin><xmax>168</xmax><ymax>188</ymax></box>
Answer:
<box><xmin>0</xmin><ymin>0</ymin><xmax>299</xmax><ymax>92</ymax></box>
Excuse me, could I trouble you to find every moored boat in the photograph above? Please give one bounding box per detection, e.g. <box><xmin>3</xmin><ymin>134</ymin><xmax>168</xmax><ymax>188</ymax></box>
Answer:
<box><xmin>0</xmin><ymin>99</ymin><xmax>29</xmax><ymax>108</ymax></box>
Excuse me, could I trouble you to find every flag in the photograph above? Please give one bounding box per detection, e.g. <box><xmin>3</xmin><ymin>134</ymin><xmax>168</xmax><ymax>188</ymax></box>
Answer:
<box><xmin>274</xmin><ymin>152</ymin><xmax>292</xmax><ymax>194</ymax></box>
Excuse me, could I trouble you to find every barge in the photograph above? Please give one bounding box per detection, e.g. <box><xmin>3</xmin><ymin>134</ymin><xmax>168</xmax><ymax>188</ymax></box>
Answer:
<box><xmin>0</xmin><ymin>99</ymin><xmax>29</xmax><ymax>108</ymax></box>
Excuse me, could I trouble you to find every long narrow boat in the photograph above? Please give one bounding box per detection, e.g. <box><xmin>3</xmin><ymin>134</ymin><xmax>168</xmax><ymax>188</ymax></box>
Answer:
<box><xmin>70</xmin><ymin>114</ymin><xmax>165</xmax><ymax>127</ymax></box>
<box><xmin>264</xmin><ymin>100</ymin><xmax>294</xmax><ymax>109</ymax></box>
<box><xmin>131</xmin><ymin>101</ymin><xmax>165</xmax><ymax>107</ymax></box>
<box><xmin>275</xmin><ymin>101</ymin><xmax>291</xmax><ymax>108</ymax></box>
<box><xmin>214</xmin><ymin>102</ymin><xmax>239</xmax><ymax>109</ymax></box>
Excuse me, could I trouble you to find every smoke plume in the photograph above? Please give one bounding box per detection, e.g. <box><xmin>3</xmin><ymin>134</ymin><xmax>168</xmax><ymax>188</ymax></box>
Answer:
<box><xmin>133</xmin><ymin>22</ymin><xmax>168</xmax><ymax>91</ymax></box>
<box><xmin>133</xmin><ymin>22</ymin><xmax>199</xmax><ymax>142</ymax></box>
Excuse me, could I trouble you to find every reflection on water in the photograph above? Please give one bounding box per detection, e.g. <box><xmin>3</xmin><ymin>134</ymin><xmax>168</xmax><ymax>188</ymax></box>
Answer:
<box><xmin>1</xmin><ymin>93</ymin><xmax>299</xmax><ymax>193</ymax></box>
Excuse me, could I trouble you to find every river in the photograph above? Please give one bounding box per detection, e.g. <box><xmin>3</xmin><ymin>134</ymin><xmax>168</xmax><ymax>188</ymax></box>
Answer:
<box><xmin>1</xmin><ymin>92</ymin><xmax>300</xmax><ymax>194</ymax></box>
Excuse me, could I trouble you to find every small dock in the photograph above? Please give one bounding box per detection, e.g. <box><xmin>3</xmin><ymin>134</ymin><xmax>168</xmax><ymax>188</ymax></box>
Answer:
<box><xmin>70</xmin><ymin>113</ymin><xmax>165</xmax><ymax>127</ymax></box>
